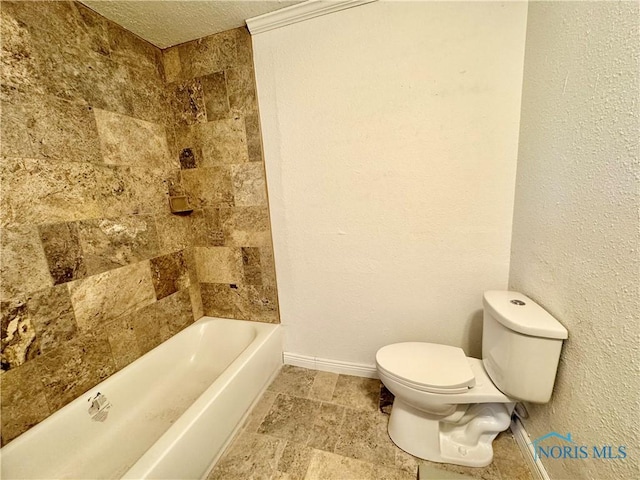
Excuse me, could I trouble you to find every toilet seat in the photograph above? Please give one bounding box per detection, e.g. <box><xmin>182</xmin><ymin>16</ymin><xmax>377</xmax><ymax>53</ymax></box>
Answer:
<box><xmin>376</xmin><ymin>342</ymin><xmax>475</xmax><ymax>394</ymax></box>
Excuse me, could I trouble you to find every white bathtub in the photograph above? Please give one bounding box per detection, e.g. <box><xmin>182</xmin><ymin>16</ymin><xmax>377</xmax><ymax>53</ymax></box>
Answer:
<box><xmin>0</xmin><ymin>317</ymin><xmax>282</xmax><ymax>480</ymax></box>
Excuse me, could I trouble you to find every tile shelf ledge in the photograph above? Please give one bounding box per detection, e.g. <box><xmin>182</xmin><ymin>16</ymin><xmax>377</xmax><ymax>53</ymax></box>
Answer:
<box><xmin>169</xmin><ymin>196</ymin><xmax>194</xmax><ymax>215</ymax></box>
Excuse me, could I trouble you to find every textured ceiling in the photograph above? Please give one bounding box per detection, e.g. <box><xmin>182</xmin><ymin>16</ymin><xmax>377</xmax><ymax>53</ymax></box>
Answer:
<box><xmin>80</xmin><ymin>0</ymin><xmax>304</xmax><ymax>49</ymax></box>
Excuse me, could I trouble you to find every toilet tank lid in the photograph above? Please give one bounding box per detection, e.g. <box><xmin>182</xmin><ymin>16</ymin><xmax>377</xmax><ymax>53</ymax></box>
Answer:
<box><xmin>483</xmin><ymin>291</ymin><xmax>568</xmax><ymax>340</ymax></box>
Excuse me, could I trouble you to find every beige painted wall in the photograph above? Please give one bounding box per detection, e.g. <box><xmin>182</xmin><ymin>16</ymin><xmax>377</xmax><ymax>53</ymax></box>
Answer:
<box><xmin>253</xmin><ymin>1</ymin><xmax>528</xmax><ymax>365</ymax></box>
<box><xmin>509</xmin><ymin>1</ymin><xmax>639</xmax><ymax>479</ymax></box>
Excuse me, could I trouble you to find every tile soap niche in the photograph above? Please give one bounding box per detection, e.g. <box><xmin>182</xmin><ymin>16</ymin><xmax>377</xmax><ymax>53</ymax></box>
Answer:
<box><xmin>169</xmin><ymin>195</ymin><xmax>193</xmax><ymax>214</ymax></box>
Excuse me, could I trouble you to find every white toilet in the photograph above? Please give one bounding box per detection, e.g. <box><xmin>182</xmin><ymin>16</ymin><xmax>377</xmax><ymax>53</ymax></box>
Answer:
<box><xmin>376</xmin><ymin>290</ymin><xmax>568</xmax><ymax>467</ymax></box>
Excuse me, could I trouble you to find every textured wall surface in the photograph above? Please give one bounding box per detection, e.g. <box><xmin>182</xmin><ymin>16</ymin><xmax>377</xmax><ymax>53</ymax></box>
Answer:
<box><xmin>509</xmin><ymin>2</ymin><xmax>639</xmax><ymax>479</ymax></box>
<box><xmin>0</xmin><ymin>0</ymin><xmax>278</xmax><ymax>445</ymax></box>
<box><xmin>253</xmin><ymin>0</ymin><xmax>527</xmax><ymax>365</ymax></box>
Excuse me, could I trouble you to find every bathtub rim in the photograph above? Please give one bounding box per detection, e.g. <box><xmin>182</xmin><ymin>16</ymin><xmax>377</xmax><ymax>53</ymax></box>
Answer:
<box><xmin>122</xmin><ymin>316</ymin><xmax>282</xmax><ymax>479</ymax></box>
<box><xmin>0</xmin><ymin>316</ymin><xmax>282</xmax><ymax>480</ymax></box>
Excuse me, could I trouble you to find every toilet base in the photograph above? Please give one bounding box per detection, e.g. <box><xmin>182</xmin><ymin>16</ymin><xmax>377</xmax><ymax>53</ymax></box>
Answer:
<box><xmin>387</xmin><ymin>398</ymin><xmax>514</xmax><ymax>467</ymax></box>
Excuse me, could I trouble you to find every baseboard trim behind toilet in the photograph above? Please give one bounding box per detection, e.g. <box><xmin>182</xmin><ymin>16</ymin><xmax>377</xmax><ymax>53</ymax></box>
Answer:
<box><xmin>283</xmin><ymin>352</ymin><xmax>378</xmax><ymax>378</ymax></box>
<box><xmin>510</xmin><ymin>417</ymin><xmax>550</xmax><ymax>480</ymax></box>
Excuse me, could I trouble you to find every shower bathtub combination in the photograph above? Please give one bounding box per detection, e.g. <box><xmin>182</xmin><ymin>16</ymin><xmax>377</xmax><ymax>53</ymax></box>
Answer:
<box><xmin>0</xmin><ymin>317</ymin><xmax>282</xmax><ymax>480</ymax></box>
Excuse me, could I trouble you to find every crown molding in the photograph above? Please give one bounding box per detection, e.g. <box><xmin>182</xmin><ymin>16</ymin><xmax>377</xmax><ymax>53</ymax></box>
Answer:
<box><xmin>246</xmin><ymin>0</ymin><xmax>377</xmax><ymax>35</ymax></box>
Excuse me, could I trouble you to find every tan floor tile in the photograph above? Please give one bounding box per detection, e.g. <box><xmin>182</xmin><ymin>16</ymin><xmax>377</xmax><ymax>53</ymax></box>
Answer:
<box><xmin>243</xmin><ymin>389</ymin><xmax>278</xmax><ymax>433</ymax></box>
<box><xmin>307</xmin><ymin>402</ymin><xmax>346</xmax><ymax>452</ymax></box>
<box><xmin>304</xmin><ymin>450</ymin><xmax>414</xmax><ymax>480</ymax></box>
<box><xmin>331</xmin><ymin>374</ymin><xmax>381</xmax><ymax>411</ymax></box>
<box><xmin>274</xmin><ymin>472</ymin><xmax>294</xmax><ymax>480</ymax></box>
<box><xmin>373</xmin><ymin>463</ymin><xmax>418</xmax><ymax>480</ymax></box>
<box><xmin>491</xmin><ymin>431</ymin><xmax>534</xmax><ymax>480</ymax></box>
<box><xmin>210</xmin><ymin>368</ymin><xmax>533</xmax><ymax>480</ymax></box>
<box><xmin>268</xmin><ymin>365</ymin><xmax>317</xmax><ymax>398</ymax></box>
<box><xmin>418</xmin><ymin>464</ymin><xmax>475</xmax><ymax>479</ymax></box>
<box><xmin>277</xmin><ymin>441</ymin><xmax>314</xmax><ymax>480</ymax></box>
<box><xmin>309</xmin><ymin>370</ymin><xmax>339</xmax><ymax>401</ymax></box>
<box><xmin>304</xmin><ymin>450</ymin><xmax>375</xmax><ymax>480</ymax></box>
<box><xmin>334</xmin><ymin>408</ymin><xmax>397</xmax><ymax>468</ymax></box>
<box><xmin>258</xmin><ymin>393</ymin><xmax>321</xmax><ymax>444</ymax></box>
<box><xmin>395</xmin><ymin>447</ymin><xmax>421</xmax><ymax>474</ymax></box>
<box><xmin>208</xmin><ymin>432</ymin><xmax>285</xmax><ymax>480</ymax></box>
<box><xmin>423</xmin><ymin>460</ymin><xmax>501</xmax><ymax>480</ymax></box>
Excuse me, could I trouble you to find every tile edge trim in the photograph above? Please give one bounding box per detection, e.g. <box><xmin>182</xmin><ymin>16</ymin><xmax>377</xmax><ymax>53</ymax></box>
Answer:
<box><xmin>246</xmin><ymin>0</ymin><xmax>377</xmax><ymax>35</ymax></box>
<box><xmin>283</xmin><ymin>352</ymin><xmax>378</xmax><ymax>379</ymax></box>
<box><xmin>510</xmin><ymin>416</ymin><xmax>551</xmax><ymax>480</ymax></box>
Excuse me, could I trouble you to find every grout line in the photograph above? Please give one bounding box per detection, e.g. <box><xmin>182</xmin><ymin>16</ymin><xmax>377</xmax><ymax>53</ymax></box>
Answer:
<box><xmin>269</xmin><ymin>372</ymin><xmax>382</xmax><ymax>413</ymax></box>
<box><xmin>221</xmin><ymin>367</ymin><xmax>534</xmax><ymax>480</ymax></box>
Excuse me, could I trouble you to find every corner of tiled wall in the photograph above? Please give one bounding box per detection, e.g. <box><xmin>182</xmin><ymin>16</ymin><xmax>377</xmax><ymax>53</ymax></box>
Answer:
<box><xmin>164</xmin><ymin>26</ymin><xmax>279</xmax><ymax>324</ymax></box>
<box><xmin>0</xmin><ymin>0</ymin><xmax>279</xmax><ymax>445</ymax></box>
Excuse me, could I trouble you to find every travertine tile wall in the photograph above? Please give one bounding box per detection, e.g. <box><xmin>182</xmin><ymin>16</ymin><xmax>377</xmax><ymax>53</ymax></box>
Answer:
<box><xmin>0</xmin><ymin>0</ymin><xmax>278</xmax><ymax>445</ymax></box>
<box><xmin>163</xmin><ymin>28</ymin><xmax>279</xmax><ymax>324</ymax></box>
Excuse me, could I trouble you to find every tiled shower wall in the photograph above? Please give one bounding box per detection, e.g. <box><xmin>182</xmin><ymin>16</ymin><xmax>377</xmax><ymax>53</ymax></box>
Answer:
<box><xmin>163</xmin><ymin>23</ymin><xmax>279</xmax><ymax>323</ymax></box>
<box><xmin>0</xmin><ymin>0</ymin><xmax>278</xmax><ymax>445</ymax></box>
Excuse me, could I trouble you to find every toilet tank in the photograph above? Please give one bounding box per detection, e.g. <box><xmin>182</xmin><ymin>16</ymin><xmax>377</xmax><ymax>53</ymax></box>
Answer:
<box><xmin>482</xmin><ymin>291</ymin><xmax>568</xmax><ymax>403</ymax></box>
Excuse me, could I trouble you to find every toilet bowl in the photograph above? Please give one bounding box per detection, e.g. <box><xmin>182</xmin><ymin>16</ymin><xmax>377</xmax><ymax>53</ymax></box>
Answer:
<box><xmin>377</xmin><ymin>344</ymin><xmax>515</xmax><ymax>466</ymax></box>
<box><xmin>376</xmin><ymin>291</ymin><xmax>568</xmax><ymax>467</ymax></box>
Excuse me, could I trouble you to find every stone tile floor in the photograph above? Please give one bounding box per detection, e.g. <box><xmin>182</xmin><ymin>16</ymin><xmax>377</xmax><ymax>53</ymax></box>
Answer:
<box><xmin>208</xmin><ymin>366</ymin><xmax>534</xmax><ymax>480</ymax></box>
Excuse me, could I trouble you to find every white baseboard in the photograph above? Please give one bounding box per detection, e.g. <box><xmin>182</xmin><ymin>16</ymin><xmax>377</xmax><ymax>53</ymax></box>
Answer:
<box><xmin>510</xmin><ymin>416</ymin><xmax>550</xmax><ymax>480</ymax></box>
<box><xmin>283</xmin><ymin>352</ymin><xmax>378</xmax><ymax>378</ymax></box>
